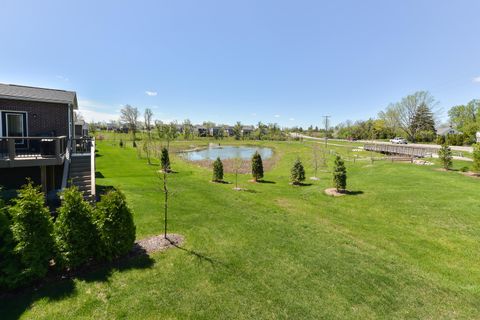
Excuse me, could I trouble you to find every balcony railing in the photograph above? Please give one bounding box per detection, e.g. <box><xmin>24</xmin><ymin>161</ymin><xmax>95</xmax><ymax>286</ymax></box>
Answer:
<box><xmin>0</xmin><ymin>136</ymin><xmax>67</xmax><ymax>161</ymax></box>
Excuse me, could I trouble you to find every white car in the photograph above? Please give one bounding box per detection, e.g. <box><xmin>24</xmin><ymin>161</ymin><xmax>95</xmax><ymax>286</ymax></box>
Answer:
<box><xmin>390</xmin><ymin>137</ymin><xmax>408</xmax><ymax>144</ymax></box>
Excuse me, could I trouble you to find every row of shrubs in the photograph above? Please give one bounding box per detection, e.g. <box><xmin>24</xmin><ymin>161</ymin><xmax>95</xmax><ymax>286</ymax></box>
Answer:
<box><xmin>0</xmin><ymin>183</ymin><xmax>136</xmax><ymax>291</ymax></box>
<box><xmin>212</xmin><ymin>151</ymin><xmax>348</xmax><ymax>191</ymax></box>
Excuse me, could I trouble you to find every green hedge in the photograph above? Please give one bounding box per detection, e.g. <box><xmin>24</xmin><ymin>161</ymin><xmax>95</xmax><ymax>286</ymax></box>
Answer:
<box><xmin>54</xmin><ymin>187</ymin><xmax>99</xmax><ymax>269</ymax></box>
<box><xmin>93</xmin><ymin>190</ymin><xmax>136</xmax><ymax>261</ymax></box>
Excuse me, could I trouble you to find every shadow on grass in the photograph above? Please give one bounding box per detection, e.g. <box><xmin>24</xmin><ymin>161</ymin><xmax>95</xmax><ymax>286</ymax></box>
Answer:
<box><xmin>0</xmin><ymin>247</ymin><xmax>154</xmax><ymax>320</ymax></box>
<box><xmin>166</xmin><ymin>238</ymin><xmax>226</xmax><ymax>268</ymax></box>
<box><xmin>345</xmin><ymin>190</ymin><xmax>364</xmax><ymax>196</ymax></box>
<box><xmin>95</xmin><ymin>171</ymin><xmax>105</xmax><ymax>178</ymax></box>
<box><xmin>291</xmin><ymin>182</ymin><xmax>313</xmax><ymax>187</ymax></box>
<box><xmin>257</xmin><ymin>180</ymin><xmax>276</xmax><ymax>184</ymax></box>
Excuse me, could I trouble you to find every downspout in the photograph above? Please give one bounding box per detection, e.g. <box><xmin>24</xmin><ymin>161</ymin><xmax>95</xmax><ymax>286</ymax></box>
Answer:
<box><xmin>61</xmin><ymin>104</ymin><xmax>73</xmax><ymax>190</ymax></box>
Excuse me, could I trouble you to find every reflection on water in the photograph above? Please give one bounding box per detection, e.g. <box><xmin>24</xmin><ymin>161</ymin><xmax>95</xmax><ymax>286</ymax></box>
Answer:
<box><xmin>180</xmin><ymin>146</ymin><xmax>273</xmax><ymax>161</ymax></box>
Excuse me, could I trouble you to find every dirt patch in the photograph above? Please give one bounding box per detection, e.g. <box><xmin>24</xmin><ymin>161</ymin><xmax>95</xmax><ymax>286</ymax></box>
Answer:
<box><xmin>132</xmin><ymin>234</ymin><xmax>184</xmax><ymax>255</ymax></box>
<box><xmin>324</xmin><ymin>188</ymin><xmax>347</xmax><ymax>197</ymax></box>
<box><xmin>460</xmin><ymin>171</ymin><xmax>480</xmax><ymax>178</ymax></box>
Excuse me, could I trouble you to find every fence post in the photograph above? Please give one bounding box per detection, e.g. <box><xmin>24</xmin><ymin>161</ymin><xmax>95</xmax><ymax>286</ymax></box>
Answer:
<box><xmin>55</xmin><ymin>138</ymin><xmax>61</xmax><ymax>161</ymax></box>
<box><xmin>8</xmin><ymin>138</ymin><xmax>15</xmax><ymax>161</ymax></box>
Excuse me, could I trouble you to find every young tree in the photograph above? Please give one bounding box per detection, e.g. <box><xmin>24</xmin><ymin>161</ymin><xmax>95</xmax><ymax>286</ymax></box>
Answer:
<box><xmin>93</xmin><ymin>190</ymin><xmax>136</xmax><ymax>260</ymax></box>
<box><xmin>120</xmin><ymin>104</ymin><xmax>139</xmax><ymax>147</ymax></box>
<box><xmin>212</xmin><ymin>157</ymin><xmax>224</xmax><ymax>182</ymax></box>
<box><xmin>438</xmin><ymin>144</ymin><xmax>453</xmax><ymax>170</ymax></box>
<box><xmin>54</xmin><ymin>187</ymin><xmax>98</xmax><ymax>268</ymax></box>
<box><xmin>144</xmin><ymin>108</ymin><xmax>153</xmax><ymax>140</ymax></box>
<box><xmin>290</xmin><ymin>159</ymin><xmax>306</xmax><ymax>185</ymax></box>
<box><xmin>160</xmin><ymin>147</ymin><xmax>171</xmax><ymax>172</ymax></box>
<box><xmin>183</xmin><ymin>119</ymin><xmax>193</xmax><ymax>140</ymax></box>
<box><xmin>472</xmin><ymin>143</ymin><xmax>480</xmax><ymax>173</ymax></box>
<box><xmin>311</xmin><ymin>144</ymin><xmax>320</xmax><ymax>180</ymax></box>
<box><xmin>251</xmin><ymin>151</ymin><xmax>264</xmax><ymax>182</ymax></box>
<box><xmin>233</xmin><ymin>157</ymin><xmax>242</xmax><ymax>190</ymax></box>
<box><xmin>333</xmin><ymin>155</ymin><xmax>347</xmax><ymax>192</ymax></box>
<box><xmin>9</xmin><ymin>182</ymin><xmax>55</xmax><ymax>284</ymax></box>
<box><xmin>233</xmin><ymin>121</ymin><xmax>242</xmax><ymax>141</ymax></box>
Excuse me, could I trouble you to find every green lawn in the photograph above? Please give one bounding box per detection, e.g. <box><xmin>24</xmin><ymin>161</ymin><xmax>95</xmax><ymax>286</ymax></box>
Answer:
<box><xmin>2</xmin><ymin>139</ymin><xmax>480</xmax><ymax>319</ymax></box>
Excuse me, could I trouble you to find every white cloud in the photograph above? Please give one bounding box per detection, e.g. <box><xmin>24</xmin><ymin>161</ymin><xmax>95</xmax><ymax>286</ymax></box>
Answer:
<box><xmin>289</xmin><ymin>118</ymin><xmax>295</xmax><ymax>121</ymax></box>
<box><xmin>56</xmin><ymin>75</ymin><xmax>69</xmax><ymax>82</ymax></box>
<box><xmin>251</xmin><ymin>113</ymin><xmax>257</xmax><ymax>116</ymax></box>
<box><xmin>78</xmin><ymin>99</ymin><xmax>120</xmax><ymax>122</ymax></box>
<box><xmin>472</xmin><ymin>76</ymin><xmax>480</xmax><ymax>83</ymax></box>
<box><xmin>145</xmin><ymin>91</ymin><xmax>158</xmax><ymax>96</ymax></box>
<box><xmin>274</xmin><ymin>114</ymin><xmax>280</xmax><ymax>118</ymax></box>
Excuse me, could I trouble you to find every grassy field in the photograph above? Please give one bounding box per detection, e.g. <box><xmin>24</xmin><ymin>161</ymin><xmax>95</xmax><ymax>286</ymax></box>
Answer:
<box><xmin>1</xmin><ymin>138</ymin><xmax>480</xmax><ymax>319</ymax></box>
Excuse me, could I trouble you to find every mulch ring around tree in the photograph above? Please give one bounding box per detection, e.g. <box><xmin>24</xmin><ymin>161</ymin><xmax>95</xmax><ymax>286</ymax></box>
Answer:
<box><xmin>324</xmin><ymin>188</ymin><xmax>347</xmax><ymax>197</ymax></box>
<box><xmin>131</xmin><ymin>234</ymin><xmax>185</xmax><ymax>256</ymax></box>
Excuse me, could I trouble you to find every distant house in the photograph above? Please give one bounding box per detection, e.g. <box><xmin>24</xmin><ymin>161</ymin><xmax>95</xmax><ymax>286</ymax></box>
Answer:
<box><xmin>437</xmin><ymin>126</ymin><xmax>462</xmax><ymax>136</ymax></box>
<box><xmin>241</xmin><ymin>125</ymin><xmax>254</xmax><ymax>136</ymax></box>
<box><xmin>476</xmin><ymin>131</ymin><xmax>480</xmax><ymax>143</ymax></box>
<box><xmin>195</xmin><ymin>125</ymin><xmax>208</xmax><ymax>137</ymax></box>
<box><xmin>75</xmin><ymin>120</ymin><xmax>89</xmax><ymax>138</ymax></box>
<box><xmin>224</xmin><ymin>126</ymin><xmax>234</xmax><ymax>137</ymax></box>
<box><xmin>0</xmin><ymin>83</ymin><xmax>95</xmax><ymax>199</ymax></box>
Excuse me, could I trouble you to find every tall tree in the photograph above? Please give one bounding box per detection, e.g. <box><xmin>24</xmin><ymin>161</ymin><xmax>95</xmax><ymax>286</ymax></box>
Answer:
<box><xmin>233</xmin><ymin>121</ymin><xmax>242</xmax><ymax>141</ymax></box>
<box><xmin>251</xmin><ymin>151</ymin><xmax>264</xmax><ymax>182</ymax></box>
<box><xmin>448</xmin><ymin>100</ymin><xmax>480</xmax><ymax>138</ymax></box>
<box><xmin>333</xmin><ymin>155</ymin><xmax>347</xmax><ymax>192</ymax></box>
<box><xmin>290</xmin><ymin>159</ymin><xmax>306</xmax><ymax>185</ymax></box>
<box><xmin>182</xmin><ymin>119</ymin><xmax>194</xmax><ymax>140</ymax></box>
<box><xmin>384</xmin><ymin>91</ymin><xmax>438</xmax><ymax>142</ymax></box>
<box><xmin>143</xmin><ymin>108</ymin><xmax>154</xmax><ymax>164</ymax></box>
<box><xmin>438</xmin><ymin>144</ymin><xmax>453</xmax><ymax>170</ymax></box>
<box><xmin>212</xmin><ymin>157</ymin><xmax>224</xmax><ymax>182</ymax></box>
<box><xmin>120</xmin><ymin>105</ymin><xmax>139</xmax><ymax>146</ymax></box>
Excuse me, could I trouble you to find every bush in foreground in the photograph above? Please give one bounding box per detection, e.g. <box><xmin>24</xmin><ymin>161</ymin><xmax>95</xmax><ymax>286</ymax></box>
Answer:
<box><xmin>333</xmin><ymin>155</ymin><xmax>347</xmax><ymax>192</ymax></box>
<box><xmin>251</xmin><ymin>151</ymin><xmax>264</xmax><ymax>182</ymax></box>
<box><xmin>473</xmin><ymin>143</ymin><xmax>480</xmax><ymax>173</ymax></box>
<box><xmin>212</xmin><ymin>157</ymin><xmax>224</xmax><ymax>182</ymax></box>
<box><xmin>290</xmin><ymin>158</ymin><xmax>306</xmax><ymax>185</ymax></box>
<box><xmin>54</xmin><ymin>187</ymin><xmax>99</xmax><ymax>269</ymax></box>
<box><xmin>0</xmin><ymin>198</ymin><xmax>22</xmax><ymax>289</ymax></box>
<box><xmin>9</xmin><ymin>182</ymin><xmax>55</xmax><ymax>285</ymax></box>
<box><xmin>93</xmin><ymin>190</ymin><xmax>136</xmax><ymax>261</ymax></box>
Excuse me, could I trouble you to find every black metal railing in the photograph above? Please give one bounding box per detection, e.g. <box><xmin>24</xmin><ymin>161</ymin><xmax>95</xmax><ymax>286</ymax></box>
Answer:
<box><xmin>72</xmin><ymin>138</ymin><xmax>93</xmax><ymax>154</ymax></box>
<box><xmin>0</xmin><ymin>136</ymin><xmax>67</xmax><ymax>161</ymax></box>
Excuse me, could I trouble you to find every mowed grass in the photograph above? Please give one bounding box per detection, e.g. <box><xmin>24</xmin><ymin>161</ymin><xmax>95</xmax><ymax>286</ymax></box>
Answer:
<box><xmin>2</xmin><ymin>139</ymin><xmax>480</xmax><ymax>319</ymax></box>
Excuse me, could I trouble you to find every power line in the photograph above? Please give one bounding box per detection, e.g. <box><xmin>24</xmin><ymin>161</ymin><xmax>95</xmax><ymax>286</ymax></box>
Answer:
<box><xmin>322</xmin><ymin>115</ymin><xmax>330</xmax><ymax>147</ymax></box>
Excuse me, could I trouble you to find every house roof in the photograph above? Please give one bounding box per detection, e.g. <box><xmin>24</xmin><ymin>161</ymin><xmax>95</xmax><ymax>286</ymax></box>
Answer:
<box><xmin>436</xmin><ymin>126</ymin><xmax>461</xmax><ymax>136</ymax></box>
<box><xmin>0</xmin><ymin>83</ymin><xmax>78</xmax><ymax>109</ymax></box>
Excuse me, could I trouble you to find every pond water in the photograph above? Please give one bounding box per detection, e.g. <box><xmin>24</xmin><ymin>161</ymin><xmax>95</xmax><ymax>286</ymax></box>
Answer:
<box><xmin>180</xmin><ymin>145</ymin><xmax>273</xmax><ymax>161</ymax></box>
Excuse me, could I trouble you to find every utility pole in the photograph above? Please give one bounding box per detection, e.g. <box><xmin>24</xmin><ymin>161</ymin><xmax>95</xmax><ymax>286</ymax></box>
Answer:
<box><xmin>322</xmin><ymin>115</ymin><xmax>330</xmax><ymax>148</ymax></box>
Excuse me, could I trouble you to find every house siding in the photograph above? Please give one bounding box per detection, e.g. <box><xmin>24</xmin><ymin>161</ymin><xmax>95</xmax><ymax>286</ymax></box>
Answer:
<box><xmin>0</xmin><ymin>98</ymin><xmax>69</xmax><ymax>136</ymax></box>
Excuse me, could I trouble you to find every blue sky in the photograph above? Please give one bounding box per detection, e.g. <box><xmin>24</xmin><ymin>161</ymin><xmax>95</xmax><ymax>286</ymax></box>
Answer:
<box><xmin>1</xmin><ymin>0</ymin><xmax>479</xmax><ymax>127</ymax></box>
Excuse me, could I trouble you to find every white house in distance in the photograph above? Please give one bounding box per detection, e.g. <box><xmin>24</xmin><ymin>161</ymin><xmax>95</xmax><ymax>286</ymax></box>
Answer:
<box><xmin>476</xmin><ymin>131</ymin><xmax>480</xmax><ymax>143</ymax></box>
<box><xmin>436</xmin><ymin>126</ymin><xmax>462</xmax><ymax>136</ymax></box>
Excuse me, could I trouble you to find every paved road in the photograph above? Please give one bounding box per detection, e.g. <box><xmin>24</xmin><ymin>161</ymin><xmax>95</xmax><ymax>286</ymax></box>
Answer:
<box><xmin>291</xmin><ymin>133</ymin><xmax>473</xmax><ymax>153</ymax></box>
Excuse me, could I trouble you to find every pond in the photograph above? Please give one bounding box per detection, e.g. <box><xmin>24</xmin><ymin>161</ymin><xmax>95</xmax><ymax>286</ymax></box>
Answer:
<box><xmin>180</xmin><ymin>145</ymin><xmax>273</xmax><ymax>161</ymax></box>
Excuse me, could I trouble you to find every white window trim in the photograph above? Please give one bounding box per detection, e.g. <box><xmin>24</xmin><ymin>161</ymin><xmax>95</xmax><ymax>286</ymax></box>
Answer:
<box><xmin>0</xmin><ymin>110</ymin><xmax>29</xmax><ymax>142</ymax></box>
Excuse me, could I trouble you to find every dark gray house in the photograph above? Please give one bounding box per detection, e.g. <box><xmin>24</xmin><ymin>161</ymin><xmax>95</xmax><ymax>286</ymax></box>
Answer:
<box><xmin>0</xmin><ymin>83</ymin><xmax>95</xmax><ymax>199</ymax></box>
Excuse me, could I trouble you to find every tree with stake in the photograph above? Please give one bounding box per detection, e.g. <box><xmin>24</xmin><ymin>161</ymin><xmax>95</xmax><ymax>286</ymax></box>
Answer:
<box><xmin>251</xmin><ymin>151</ymin><xmax>264</xmax><ymax>182</ymax></box>
<box><xmin>438</xmin><ymin>144</ymin><xmax>453</xmax><ymax>170</ymax></box>
<box><xmin>212</xmin><ymin>157</ymin><xmax>224</xmax><ymax>182</ymax></box>
<box><xmin>311</xmin><ymin>144</ymin><xmax>320</xmax><ymax>180</ymax></box>
<box><xmin>160</xmin><ymin>147</ymin><xmax>171</xmax><ymax>173</ymax></box>
<box><xmin>291</xmin><ymin>158</ymin><xmax>306</xmax><ymax>185</ymax></box>
<box><xmin>233</xmin><ymin>157</ymin><xmax>242</xmax><ymax>190</ymax></box>
<box><xmin>333</xmin><ymin>155</ymin><xmax>347</xmax><ymax>192</ymax></box>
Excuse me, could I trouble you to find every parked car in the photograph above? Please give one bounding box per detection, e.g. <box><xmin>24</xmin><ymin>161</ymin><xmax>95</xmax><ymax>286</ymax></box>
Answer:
<box><xmin>390</xmin><ymin>137</ymin><xmax>408</xmax><ymax>144</ymax></box>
